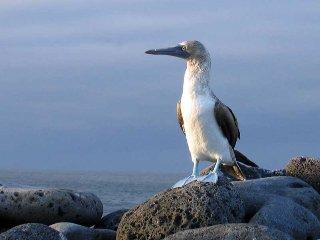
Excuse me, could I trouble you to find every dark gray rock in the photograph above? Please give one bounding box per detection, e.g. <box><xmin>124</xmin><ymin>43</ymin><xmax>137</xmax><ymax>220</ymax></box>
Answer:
<box><xmin>238</xmin><ymin>163</ymin><xmax>286</xmax><ymax>179</ymax></box>
<box><xmin>286</xmin><ymin>156</ymin><xmax>320</xmax><ymax>193</ymax></box>
<box><xmin>94</xmin><ymin>209</ymin><xmax>128</xmax><ymax>231</ymax></box>
<box><xmin>0</xmin><ymin>227</ymin><xmax>11</xmax><ymax>235</ymax></box>
<box><xmin>50</xmin><ymin>222</ymin><xmax>116</xmax><ymax>240</ymax></box>
<box><xmin>233</xmin><ymin>176</ymin><xmax>320</xmax><ymax>220</ymax></box>
<box><xmin>250</xmin><ymin>196</ymin><xmax>320</xmax><ymax>239</ymax></box>
<box><xmin>163</xmin><ymin>223</ymin><xmax>293</xmax><ymax>240</ymax></box>
<box><xmin>117</xmin><ymin>180</ymin><xmax>244</xmax><ymax>240</ymax></box>
<box><xmin>0</xmin><ymin>223</ymin><xmax>65</xmax><ymax>240</ymax></box>
<box><xmin>0</xmin><ymin>186</ymin><xmax>103</xmax><ymax>226</ymax></box>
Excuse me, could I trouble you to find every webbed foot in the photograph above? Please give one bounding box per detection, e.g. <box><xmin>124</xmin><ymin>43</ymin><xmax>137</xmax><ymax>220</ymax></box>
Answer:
<box><xmin>197</xmin><ymin>159</ymin><xmax>222</xmax><ymax>184</ymax></box>
<box><xmin>172</xmin><ymin>175</ymin><xmax>197</xmax><ymax>188</ymax></box>
<box><xmin>197</xmin><ymin>171</ymin><xmax>220</xmax><ymax>184</ymax></box>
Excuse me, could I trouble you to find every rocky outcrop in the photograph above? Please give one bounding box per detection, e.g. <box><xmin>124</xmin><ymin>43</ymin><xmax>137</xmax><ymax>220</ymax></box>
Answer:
<box><xmin>119</xmin><ymin>176</ymin><xmax>319</xmax><ymax>240</ymax></box>
<box><xmin>285</xmin><ymin>156</ymin><xmax>320</xmax><ymax>193</ymax></box>
<box><xmin>0</xmin><ymin>223</ymin><xmax>65</xmax><ymax>240</ymax></box>
<box><xmin>50</xmin><ymin>222</ymin><xmax>116</xmax><ymax>240</ymax></box>
<box><xmin>1</xmin><ymin>156</ymin><xmax>320</xmax><ymax>240</ymax></box>
<box><xmin>233</xmin><ymin>176</ymin><xmax>320</xmax><ymax>220</ymax></box>
<box><xmin>231</xmin><ymin>176</ymin><xmax>320</xmax><ymax>239</ymax></box>
<box><xmin>0</xmin><ymin>186</ymin><xmax>103</xmax><ymax>226</ymax></box>
<box><xmin>163</xmin><ymin>223</ymin><xmax>293</xmax><ymax>240</ymax></box>
<box><xmin>250</xmin><ymin>196</ymin><xmax>320</xmax><ymax>239</ymax></box>
<box><xmin>117</xmin><ymin>179</ymin><xmax>244</xmax><ymax>240</ymax></box>
<box><xmin>94</xmin><ymin>209</ymin><xmax>128</xmax><ymax>231</ymax></box>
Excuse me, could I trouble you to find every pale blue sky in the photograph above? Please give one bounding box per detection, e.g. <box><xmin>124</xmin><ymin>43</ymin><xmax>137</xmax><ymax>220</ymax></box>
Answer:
<box><xmin>0</xmin><ymin>0</ymin><xmax>319</xmax><ymax>172</ymax></box>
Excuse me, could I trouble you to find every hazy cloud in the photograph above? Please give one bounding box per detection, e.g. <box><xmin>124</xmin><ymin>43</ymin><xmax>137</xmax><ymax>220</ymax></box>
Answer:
<box><xmin>0</xmin><ymin>0</ymin><xmax>319</xmax><ymax>172</ymax></box>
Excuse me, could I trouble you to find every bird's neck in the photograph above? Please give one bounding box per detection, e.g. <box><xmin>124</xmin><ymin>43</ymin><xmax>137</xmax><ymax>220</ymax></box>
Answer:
<box><xmin>182</xmin><ymin>57</ymin><xmax>212</xmax><ymax>97</ymax></box>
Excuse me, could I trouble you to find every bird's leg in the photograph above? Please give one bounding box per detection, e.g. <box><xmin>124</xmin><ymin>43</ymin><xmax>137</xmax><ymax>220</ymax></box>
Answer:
<box><xmin>172</xmin><ymin>160</ymin><xmax>199</xmax><ymax>188</ymax></box>
<box><xmin>192</xmin><ymin>160</ymin><xmax>199</xmax><ymax>177</ymax></box>
<box><xmin>198</xmin><ymin>158</ymin><xmax>221</xmax><ymax>184</ymax></box>
<box><xmin>212</xmin><ymin>159</ymin><xmax>221</xmax><ymax>175</ymax></box>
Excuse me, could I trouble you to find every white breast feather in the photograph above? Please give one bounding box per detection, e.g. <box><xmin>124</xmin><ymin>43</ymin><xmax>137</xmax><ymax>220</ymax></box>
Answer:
<box><xmin>181</xmin><ymin>94</ymin><xmax>232</xmax><ymax>164</ymax></box>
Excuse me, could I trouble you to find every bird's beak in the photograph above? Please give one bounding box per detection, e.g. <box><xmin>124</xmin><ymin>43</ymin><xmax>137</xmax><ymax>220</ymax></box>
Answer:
<box><xmin>145</xmin><ymin>46</ymin><xmax>190</xmax><ymax>59</ymax></box>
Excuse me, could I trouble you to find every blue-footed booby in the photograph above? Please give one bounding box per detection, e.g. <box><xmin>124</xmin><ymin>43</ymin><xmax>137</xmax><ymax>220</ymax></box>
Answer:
<box><xmin>146</xmin><ymin>40</ymin><xmax>253</xmax><ymax>188</ymax></box>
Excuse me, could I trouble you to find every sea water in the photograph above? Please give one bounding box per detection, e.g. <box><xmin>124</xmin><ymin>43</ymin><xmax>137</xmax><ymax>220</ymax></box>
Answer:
<box><xmin>0</xmin><ymin>170</ymin><xmax>184</xmax><ymax>214</ymax></box>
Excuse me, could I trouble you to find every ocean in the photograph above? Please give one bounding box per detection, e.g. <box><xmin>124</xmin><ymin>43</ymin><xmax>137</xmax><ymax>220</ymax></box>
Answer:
<box><xmin>0</xmin><ymin>170</ymin><xmax>184</xmax><ymax>214</ymax></box>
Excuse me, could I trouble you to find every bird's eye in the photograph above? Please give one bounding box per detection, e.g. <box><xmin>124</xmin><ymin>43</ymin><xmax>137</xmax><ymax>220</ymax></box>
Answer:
<box><xmin>181</xmin><ymin>46</ymin><xmax>187</xmax><ymax>51</ymax></box>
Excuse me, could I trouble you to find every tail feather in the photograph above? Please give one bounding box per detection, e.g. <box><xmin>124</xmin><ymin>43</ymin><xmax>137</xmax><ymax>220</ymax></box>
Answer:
<box><xmin>234</xmin><ymin>149</ymin><xmax>258</xmax><ymax>168</ymax></box>
<box><xmin>223</xmin><ymin>146</ymin><xmax>247</xmax><ymax>181</ymax></box>
<box><xmin>221</xmin><ymin>162</ymin><xmax>246</xmax><ymax>181</ymax></box>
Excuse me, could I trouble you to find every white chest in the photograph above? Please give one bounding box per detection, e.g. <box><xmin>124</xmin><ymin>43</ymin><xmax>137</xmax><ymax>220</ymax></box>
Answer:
<box><xmin>180</xmin><ymin>59</ymin><xmax>232</xmax><ymax>163</ymax></box>
<box><xmin>180</xmin><ymin>94</ymin><xmax>230</xmax><ymax>162</ymax></box>
<box><xmin>181</xmin><ymin>94</ymin><xmax>213</xmax><ymax>123</ymax></box>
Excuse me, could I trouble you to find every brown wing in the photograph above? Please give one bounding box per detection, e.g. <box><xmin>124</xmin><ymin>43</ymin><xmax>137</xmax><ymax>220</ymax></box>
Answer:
<box><xmin>234</xmin><ymin>149</ymin><xmax>259</xmax><ymax>167</ymax></box>
<box><xmin>176</xmin><ymin>100</ymin><xmax>185</xmax><ymax>134</ymax></box>
<box><xmin>214</xmin><ymin>101</ymin><xmax>240</xmax><ymax>149</ymax></box>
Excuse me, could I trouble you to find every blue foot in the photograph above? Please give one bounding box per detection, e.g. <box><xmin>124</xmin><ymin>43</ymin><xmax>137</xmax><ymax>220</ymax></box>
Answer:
<box><xmin>197</xmin><ymin>172</ymin><xmax>219</xmax><ymax>183</ymax></box>
<box><xmin>172</xmin><ymin>175</ymin><xmax>197</xmax><ymax>188</ymax></box>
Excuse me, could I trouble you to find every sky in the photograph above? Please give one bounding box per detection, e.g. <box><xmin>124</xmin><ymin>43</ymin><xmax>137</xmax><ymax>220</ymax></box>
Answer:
<box><xmin>0</xmin><ymin>0</ymin><xmax>319</xmax><ymax>173</ymax></box>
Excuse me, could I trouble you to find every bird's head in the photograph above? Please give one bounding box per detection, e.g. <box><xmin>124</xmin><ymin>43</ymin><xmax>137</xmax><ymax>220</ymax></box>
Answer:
<box><xmin>145</xmin><ymin>40</ymin><xmax>209</xmax><ymax>62</ymax></box>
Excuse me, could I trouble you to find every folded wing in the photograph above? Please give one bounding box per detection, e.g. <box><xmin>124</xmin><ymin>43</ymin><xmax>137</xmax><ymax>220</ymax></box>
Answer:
<box><xmin>214</xmin><ymin>100</ymin><xmax>240</xmax><ymax>149</ymax></box>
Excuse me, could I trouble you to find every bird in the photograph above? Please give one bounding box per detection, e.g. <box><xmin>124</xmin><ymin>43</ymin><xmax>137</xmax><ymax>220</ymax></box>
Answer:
<box><xmin>145</xmin><ymin>40</ymin><xmax>256</xmax><ymax>188</ymax></box>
